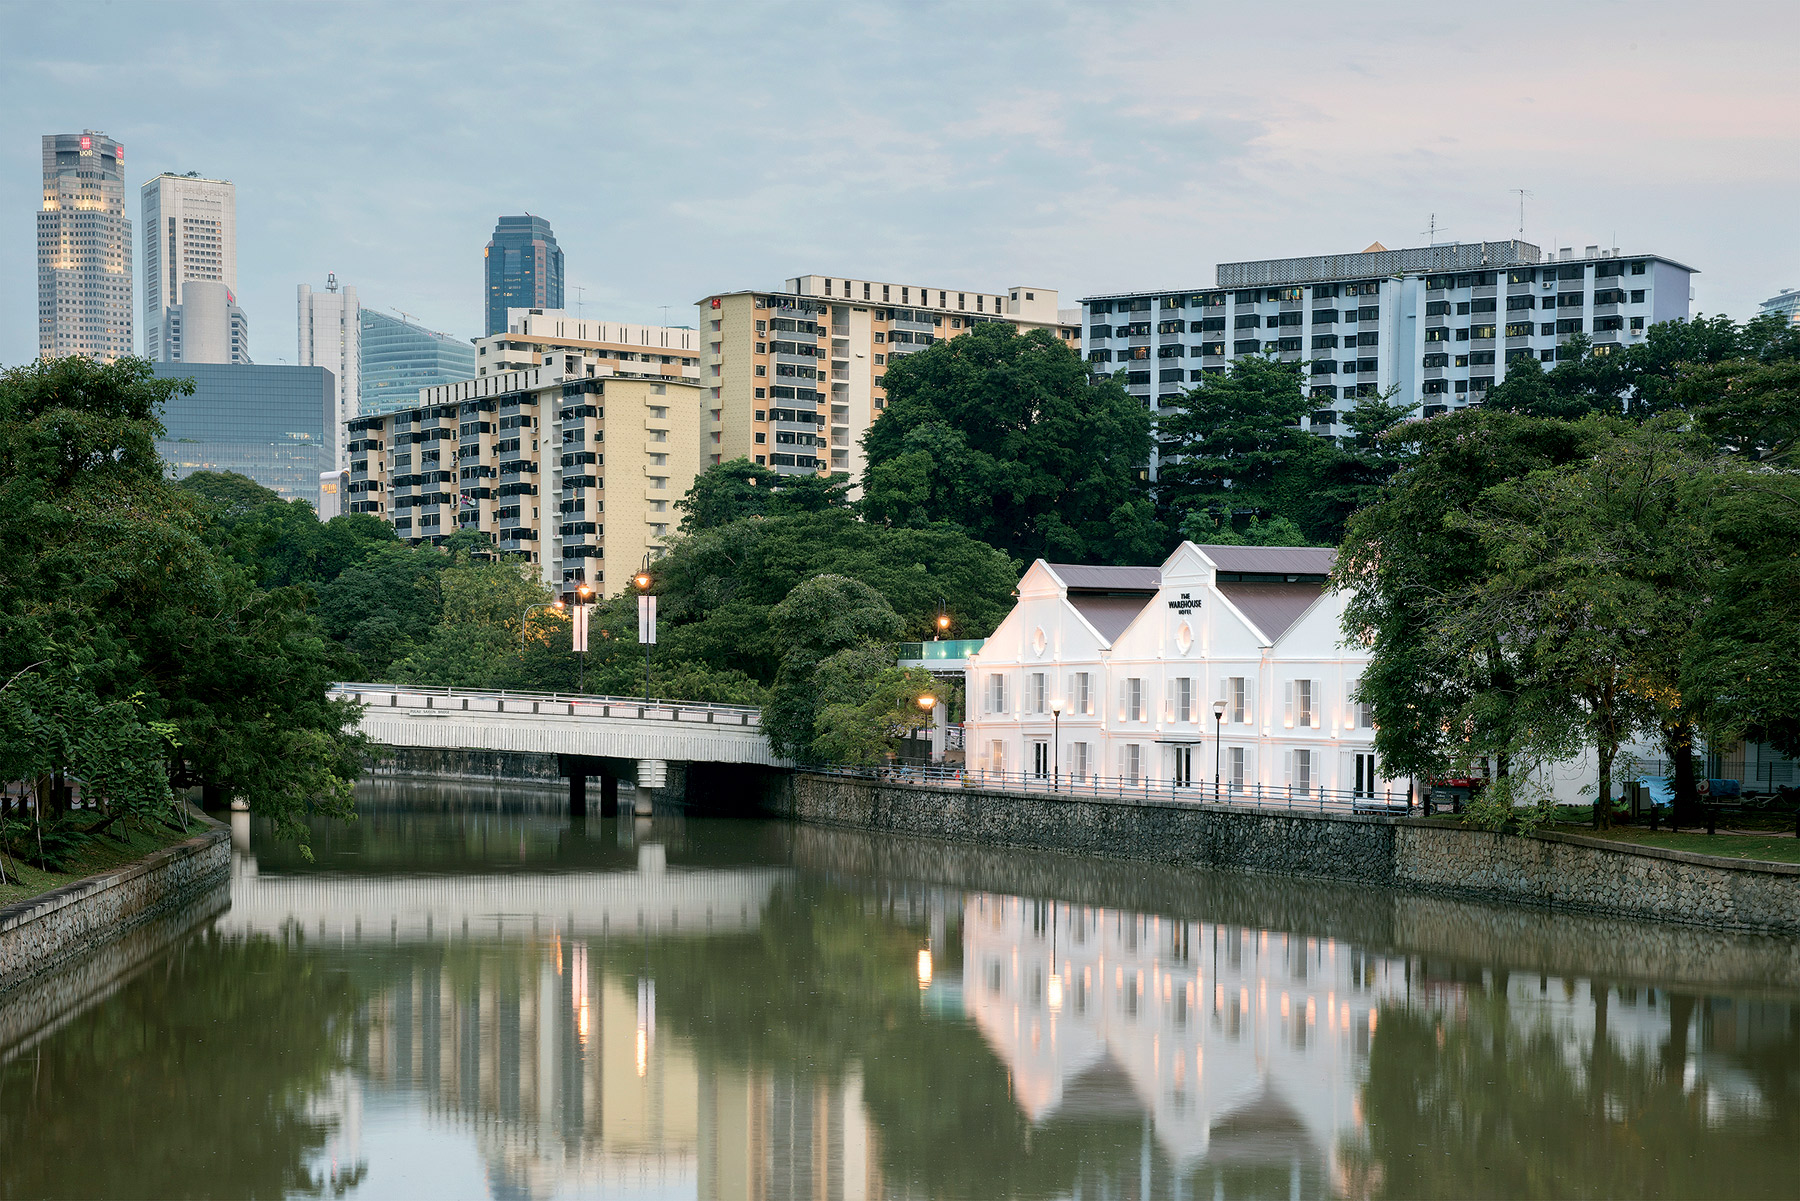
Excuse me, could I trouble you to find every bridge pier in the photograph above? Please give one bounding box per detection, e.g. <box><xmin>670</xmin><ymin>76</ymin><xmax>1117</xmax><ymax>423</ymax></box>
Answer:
<box><xmin>568</xmin><ymin>772</ymin><xmax>587</xmax><ymax>817</ymax></box>
<box><xmin>601</xmin><ymin>774</ymin><xmax>619</xmax><ymax>818</ymax></box>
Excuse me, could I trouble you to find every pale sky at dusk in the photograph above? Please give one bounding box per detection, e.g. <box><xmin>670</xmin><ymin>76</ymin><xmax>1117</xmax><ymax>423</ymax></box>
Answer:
<box><xmin>4</xmin><ymin>0</ymin><xmax>1798</xmax><ymax>367</ymax></box>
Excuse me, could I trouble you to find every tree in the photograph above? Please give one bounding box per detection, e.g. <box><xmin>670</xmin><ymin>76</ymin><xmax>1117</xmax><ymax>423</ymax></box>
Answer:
<box><xmin>676</xmin><ymin>458</ymin><xmax>852</xmax><ymax>532</ymax></box>
<box><xmin>859</xmin><ymin>322</ymin><xmax>1156</xmax><ymax>563</ymax></box>
<box><xmin>808</xmin><ymin>644</ymin><xmax>938</xmax><ymax>765</ymax></box>
<box><xmin>1155</xmin><ymin>355</ymin><xmax>1339</xmax><ymax>544</ymax></box>
<box><xmin>178</xmin><ymin>470</ymin><xmax>398</xmax><ymax>588</ymax></box>
<box><xmin>763</xmin><ymin>574</ymin><xmax>905</xmax><ymax>760</ymax></box>
<box><xmin>0</xmin><ymin>356</ymin><xmax>366</xmax><ymax>857</ymax></box>
<box><xmin>1335</xmin><ymin>410</ymin><xmax>1604</xmax><ymax>788</ymax></box>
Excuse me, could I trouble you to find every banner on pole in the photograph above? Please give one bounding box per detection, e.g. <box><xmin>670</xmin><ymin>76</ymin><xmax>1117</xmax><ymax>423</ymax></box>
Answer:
<box><xmin>572</xmin><ymin>603</ymin><xmax>589</xmax><ymax>653</ymax></box>
<box><xmin>637</xmin><ymin>594</ymin><xmax>657</xmax><ymax>645</ymax></box>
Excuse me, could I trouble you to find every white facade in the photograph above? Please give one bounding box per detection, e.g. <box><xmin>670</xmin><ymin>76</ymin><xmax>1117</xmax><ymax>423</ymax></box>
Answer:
<box><xmin>142</xmin><ymin>172</ymin><xmax>239</xmax><ymax>362</ymax></box>
<box><xmin>964</xmin><ymin>543</ymin><xmax>1398</xmax><ymax>802</ymax></box>
<box><xmin>1083</xmin><ymin>241</ymin><xmax>1696</xmax><ymax>476</ymax></box>
<box><xmin>299</xmin><ymin>278</ymin><xmax>361</xmax><ymax>464</ymax></box>
<box><xmin>161</xmin><ymin>279</ymin><xmax>252</xmax><ymax>365</ymax></box>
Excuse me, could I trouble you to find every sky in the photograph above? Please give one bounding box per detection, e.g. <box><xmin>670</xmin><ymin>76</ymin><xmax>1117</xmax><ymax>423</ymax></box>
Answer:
<box><xmin>4</xmin><ymin>0</ymin><xmax>1798</xmax><ymax>367</ymax></box>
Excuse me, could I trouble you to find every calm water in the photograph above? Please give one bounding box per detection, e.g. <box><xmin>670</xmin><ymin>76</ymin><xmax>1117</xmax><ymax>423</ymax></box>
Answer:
<box><xmin>3</xmin><ymin>781</ymin><xmax>1800</xmax><ymax>1200</ymax></box>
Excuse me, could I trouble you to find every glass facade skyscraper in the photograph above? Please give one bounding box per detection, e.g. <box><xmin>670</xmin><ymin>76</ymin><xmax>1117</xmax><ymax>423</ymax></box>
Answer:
<box><xmin>151</xmin><ymin>363</ymin><xmax>336</xmax><ymax>508</ymax></box>
<box><xmin>38</xmin><ymin>131</ymin><xmax>133</xmax><ymax>362</ymax></box>
<box><xmin>359</xmin><ymin>309</ymin><xmax>477</xmax><ymax>417</ymax></box>
<box><xmin>484</xmin><ymin>215</ymin><xmax>563</xmax><ymax>336</ymax></box>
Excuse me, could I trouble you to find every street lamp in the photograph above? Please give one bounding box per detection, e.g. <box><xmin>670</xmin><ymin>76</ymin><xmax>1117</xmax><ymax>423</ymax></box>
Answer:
<box><xmin>1050</xmin><ymin>698</ymin><xmax>1065</xmax><ymax>792</ymax></box>
<box><xmin>520</xmin><ymin>598</ymin><xmax>565</xmax><ymax>649</ymax></box>
<box><xmin>934</xmin><ymin>605</ymin><xmax>951</xmax><ymax>642</ymax></box>
<box><xmin>1212</xmin><ymin>698</ymin><xmax>1228</xmax><ymax>800</ymax></box>
<box><xmin>575</xmin><ymin>584</ymin><xmax>593</xmax><ymax>693</ymax></box>
<box><xmin>634</xmin><ymin>558</ymin><xmax>653</xmax><ymax>702</ymax></box>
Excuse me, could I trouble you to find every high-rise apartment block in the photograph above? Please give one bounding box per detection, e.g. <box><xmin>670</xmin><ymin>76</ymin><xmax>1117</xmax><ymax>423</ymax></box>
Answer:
<box><xmin>1082</xmin><ymin>240</ymin><xmax>1694</xmax><ymax>457</ymax></box>
<box><xmin>298</xmin><ymin>276</ymin><xmax>360</xmax><ymax>464</ymax></box>
<box><xmin>485</xmin><ymin>216</ymin><xmax>563</xmax><ymax>336</ymax></box>
<box><xmin>142</xmin><ymin>171</ymin><xmax>245</xmax><ymax>363</ymax></box>
<box><xmin>698</xmin><ymin>277</ymin><xmax>1079</xmax><ymax>480</ymax></box>
<box><xmin>37</xmin><ymin>131</ymin><xmax>133</xmax><ymax>362</ymax></box>
<box><xmin>478</xmin><ymin>309</ymin><xmax>698</xmax><ymax>383</ymax></box>
<box><xmin>343</xmin><ymin>347</ymin><xmax>702</xmax><ymax>596</ymax></box>
<box><xmin>359</xmin><ymin>309</ymin><xmax>477</xmax><ymax>417</ymax></box>
<box><xmin>1759</xmin><ymin>288</ymin><xmax>1800</xmax><ymax>328</ymax></box>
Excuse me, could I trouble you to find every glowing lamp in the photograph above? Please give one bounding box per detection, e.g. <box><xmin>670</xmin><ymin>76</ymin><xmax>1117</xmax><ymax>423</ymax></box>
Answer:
<box><xmin>917</xmin><ymin>948</ymin><xmax>933</xmax><ymax>989</ymax></box>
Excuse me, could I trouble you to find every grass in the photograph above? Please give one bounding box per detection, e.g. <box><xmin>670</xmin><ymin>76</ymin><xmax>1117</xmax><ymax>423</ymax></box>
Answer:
<box><xmin>0</xmin><ymin>817</ymin><xmax>204</xmax><ymax>908</ymax></box>
<box><xmin>1549</xmin><ymin>824</ymin><xmax>1800</xmax><ymax>865</ymax></box>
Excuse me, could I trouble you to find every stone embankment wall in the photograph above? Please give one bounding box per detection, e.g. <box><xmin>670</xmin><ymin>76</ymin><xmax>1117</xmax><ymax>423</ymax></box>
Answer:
<box><xmin>0</xmin><ymin>818</ymin><xmax>231</xmax><ymax>995</ymax></box>
<box><xmin>781</xmin><ymin>774</ymin><xmax>1800</xmax><ymax>934</ymax></box>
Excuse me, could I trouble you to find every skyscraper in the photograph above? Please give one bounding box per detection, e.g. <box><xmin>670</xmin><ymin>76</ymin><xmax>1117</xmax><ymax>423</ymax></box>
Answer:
<box><xmin>142</xmin><ymin>171</ymin><xmax>242</xmax><ymax>362</ymax></box>
<box><xmin>484</xmin><ymin>215</ymin><xmax>563</xmax><ymax>336</ymax></box>
<box><xmin>298</xmin><ymin>275</ymin><xmax>360</xmax><ymax>465</ymax></box>
<box><xmin>359</xmin><ymin>309</ymin><xmax>476</xmax><ymax>417</ymax></box>
<box><xmin>38</xmin><ymin>131</ymin><xmax>133</xmax><ymax>362</ymax></box>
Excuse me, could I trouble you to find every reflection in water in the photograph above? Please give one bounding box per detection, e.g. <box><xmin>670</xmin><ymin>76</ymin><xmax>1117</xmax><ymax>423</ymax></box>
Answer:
<box><xmin>2</xmin><ymin>780</ymin><xmax>1800</xmax><ymax>1199</ymax></box>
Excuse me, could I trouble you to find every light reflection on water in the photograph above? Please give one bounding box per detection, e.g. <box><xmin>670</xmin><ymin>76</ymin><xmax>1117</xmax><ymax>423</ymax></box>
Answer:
<box><xmin>2</xmin><ymin>778</ymin><xmax>1799</xmax><ymax>1200</ymax></box>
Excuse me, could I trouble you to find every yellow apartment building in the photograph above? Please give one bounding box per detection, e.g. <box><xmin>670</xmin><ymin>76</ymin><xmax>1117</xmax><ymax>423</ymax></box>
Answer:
<box><xmin>478</xmin><ymin>308</ymin><xmax>701</xmax><ymax>383</ymax></box>
<box><xmin>697</xmin><ymin>276</ymin><xmax>1080</xmax><ymax>480</ymax></box>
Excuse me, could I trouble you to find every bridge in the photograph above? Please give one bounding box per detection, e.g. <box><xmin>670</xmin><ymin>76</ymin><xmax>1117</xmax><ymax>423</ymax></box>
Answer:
<box><xmin>329</xmin><ymin>683</ymin><xmax>783</xmax><ymax>814</ymax></box>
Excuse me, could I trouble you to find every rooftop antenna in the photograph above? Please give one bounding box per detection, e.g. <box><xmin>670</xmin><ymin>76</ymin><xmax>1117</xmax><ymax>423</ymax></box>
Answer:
<box><xmin>1422</xmin><ymin>213</ymin><xmax>1449</xmax><ymax>246</ymax></box>
<box><xmin>326</xmin><ymin>272</ymin><xmax>338</xmax><ymax>293</ymax></box>
<box><xmin>1510</xmin><ymin>189</ymin><xmax>1534</xmax><ymax>238</ymax></box>
<box><xmin>574</xmin><ymin>285</ymin><xmax>586</xmax><ymax>318</ymax></box>
<box><xmin>660</xmin><ymin>305</ymin><xmax>671</xmax><ymax>328</ymax></box>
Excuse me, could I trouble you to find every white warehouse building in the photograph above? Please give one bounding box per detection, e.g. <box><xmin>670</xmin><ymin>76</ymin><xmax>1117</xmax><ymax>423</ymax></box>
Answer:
<box><xmin>963</xmin><ymin>544</ymin><xmax>1399</xmax><ymax>804</ymax></box>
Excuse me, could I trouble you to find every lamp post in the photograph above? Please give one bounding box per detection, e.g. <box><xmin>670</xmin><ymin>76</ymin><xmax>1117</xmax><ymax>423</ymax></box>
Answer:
<box><xmin>934</xmin><ymin>604</ymin><xmax>951</xmax><ymax>643</ymax></box>
<box><xmin>634</xmin><ymin>557</ymin><xmax>654</xmax><ymax>703</ymax></box>
<box><xmin>916</xmin><ymin>693</ymin><xmax>936</xmax><ymax>772</ymax></box>
<box><xmin>1212</xmin><ymin>698</ymin><xmax>1228</xmax><ymax>800</ymax></box>
<box><xmin>1050</xmin><ymin>698</ymin><xmax>1065</xmax><ymax>792</ymax></box>
<box><xmin>575</xmin><ymin>584</ymin><xmax>593</xmax><ymax>693</ymax></box>
<box><xmin>520</xmin><ymin>598</ymin><xmax>565</xmax><ymax>650</ymax></box>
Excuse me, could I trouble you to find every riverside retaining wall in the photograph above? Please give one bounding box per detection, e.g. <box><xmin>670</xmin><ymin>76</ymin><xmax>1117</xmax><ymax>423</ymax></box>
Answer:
<box><xmin>781</xmin><ymin>774</ymin><xmax>1800</xmax><ymax>935</ymax></box>
<box><xmin>0</xmin><ymin>817</ymin><xmax>231</xmax><ymax>995</ymax></box>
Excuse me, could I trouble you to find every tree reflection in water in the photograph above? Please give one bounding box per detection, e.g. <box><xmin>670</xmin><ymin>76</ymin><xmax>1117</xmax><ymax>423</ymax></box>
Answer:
<box><xmin>6</xmin><ymin>801</ymin><xmax>1800</xmax><ymax>1201</ymax></box>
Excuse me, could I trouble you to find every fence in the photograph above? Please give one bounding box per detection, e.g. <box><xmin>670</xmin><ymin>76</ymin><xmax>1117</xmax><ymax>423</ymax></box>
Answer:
<box><xmin>327</xmin><ymin>683</ymin><xmax>763</xmax><ymax>726</ymax></box>
<box><xmin>804</xmin><ymin>763</ymin><xmax>1414</xmax><ymax>817</ymax></box>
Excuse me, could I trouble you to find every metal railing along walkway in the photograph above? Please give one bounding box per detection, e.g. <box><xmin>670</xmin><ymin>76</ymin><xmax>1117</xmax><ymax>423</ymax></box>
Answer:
<box><xmin>803</xmin><ymin>763</ymin><xmax>1415</xmax><ymax>817</ymax></box>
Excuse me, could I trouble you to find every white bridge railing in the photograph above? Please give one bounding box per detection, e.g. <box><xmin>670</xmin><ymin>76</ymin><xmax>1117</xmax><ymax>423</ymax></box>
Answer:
<box><xmin>330</xmin><ymin>683</ymin><xmax>762</xmax><ymax>728</ymax></box>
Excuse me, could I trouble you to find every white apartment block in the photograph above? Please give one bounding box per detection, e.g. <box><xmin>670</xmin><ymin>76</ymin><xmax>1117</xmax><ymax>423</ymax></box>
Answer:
<box><xmin>699</xmin><ymin>277</ymin><xmax>1081</xmax><ymax>481</ymax></box>
<box><xmin>298</xmin><ymin>276</ymin><xmax>360</xmax><ymax>464</ymax></box>
<box><xmin>142</xmin><ymin>171</ymin><xmax>241</xmax><ymax>362</ymax></box>
<box><xmin>1083</xmin><ymin>240</ymin><xmax>1695</xmax><ymax>471</ymax></box>
<box><xmin>37</xmin><ymin>131</ymin><xmax>133</xmax><ymax>362</ymax></box>
<box><xmin>964</xmin><ymin>544</ymin><xmax>1397</xmax><ymax>802</ymax></box>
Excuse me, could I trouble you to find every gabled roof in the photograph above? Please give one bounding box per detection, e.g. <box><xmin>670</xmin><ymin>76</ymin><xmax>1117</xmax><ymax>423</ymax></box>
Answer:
<box><xmin>1195</xmin><ymin>545</ymin><xmax>1337</xmax><ymax>575</ymax></box>
<box><xmin>1045</xmin><ymin>563</ymin><xmax>1163</xmax><ymax>592</ymax></box>
<box><xmin>1215</xmin><ymin>581</ymin><xmax>1326</xmax><ymax>644</ymax></box>
<box><xmin>1071</xmin><ymin>594</ymin><xmax>1156</xmax><ymax>643</ymax></box>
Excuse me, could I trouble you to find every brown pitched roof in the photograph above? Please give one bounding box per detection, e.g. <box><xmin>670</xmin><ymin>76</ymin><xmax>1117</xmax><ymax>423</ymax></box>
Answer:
<box><xmin>1195</xmin><ymin>545</ymin><xmax>1337</xmax><ymax>575</ymax></box>
<box><xmin>1070</xmin><ymin>594</ymin><xmax>1156</xmax><ymax>644</ymax></box>
<box><xmin>1215</xmin><ymin>581</ymin><xmax>1325</xmax><ymax>643</ymax></box>
<box><xmin>1045</xmin><ymin>563</ymin><xmax>1163</xmax><ymax>592</ymax></box>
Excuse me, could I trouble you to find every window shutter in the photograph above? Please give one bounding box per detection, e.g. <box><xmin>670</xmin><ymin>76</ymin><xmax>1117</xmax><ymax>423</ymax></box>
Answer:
<box><xmin>1344</xmin><ymin>681</ymin><xmax>1356</xmax><ymax>729</ymax></box>
<box><xmin>1283</xmin><ymin>749</ymin><xmax>1293</xmax><ymax>785</ymax></box>
<box><xmin>1084</xmin><ymin>672</ymin><xmax>1094</xmax><ymax>716</ymax></box>
<box><xmin>1313</xmin><ymin>680</ymin><xmax>1325</xmax><ymax>728</ymax></box>
<box><xmin>1118</xmin><ymin>678</ymin><xmax>1128</xmax><ymax>722</ymax></box>
<box><xmin>1284</xmin><ymin>681</ymin><xmax>1295</xmax><ymax>728</ymax></box>
<box><xmin>1243</xmin><ymin>680</ymin><xmax>1255</xmax><ymax>725</ymax></box>
<box><xmin>1164</xmin><ymin>677</ymin><xmax>1175</xmax><ymax>723</ymax></box>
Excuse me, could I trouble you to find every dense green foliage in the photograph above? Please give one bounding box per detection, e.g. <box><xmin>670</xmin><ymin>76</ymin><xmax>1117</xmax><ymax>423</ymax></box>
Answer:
<box><xmin>0</xmin><ymin>357</ymin><xmax>365</xmax><ymax>863</ymax></box>
<box><xmin>1338</xmin><ymin>315</ymin><xmax>1800</xmax><ymax>827</ymax></box>
<box><xmin>859</xmin><ymin>321</ymin><xmax>1160</xmax><ymax>563</ymax></box>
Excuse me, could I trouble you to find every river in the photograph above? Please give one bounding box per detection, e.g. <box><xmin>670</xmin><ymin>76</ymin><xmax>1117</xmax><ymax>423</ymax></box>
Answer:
<box><xmin>2</xmin><ymin>778</ymin><xmax>1798</xmax><ymax>1200</ymax></box>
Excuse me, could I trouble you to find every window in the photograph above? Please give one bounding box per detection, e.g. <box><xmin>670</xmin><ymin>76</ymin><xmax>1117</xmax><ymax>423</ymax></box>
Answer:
<box><xmin>1072</xmin><ymin>670</ymin><xmax>1092</xmax><ymax>715</ymax></box>
<box><xmin>1507</xmin><ymin>295</ymin><xmax>1536</xmax><ymax>311</ymax></box>
<box><xmin>1594</xmin><ymin>288</ymin><xmax>1627</xmax><ymax>305</ymax></box>
<box><xmin>1422</xmin><ymin>352</ymin><xmax>1450</xmax><ymax>368</ymax></box>
<box><xmin>1287</xmin><ymin>678</ymin><xmax>1316</xmax><ymax>728</ymax></box>
<box><xmin>1556</xmin><ymin>318</ymin><xmax>1584</xmax><ymax>334</ymax></box>
<box><xmin>1631</xmin><ymin>290</ymin><xmax>1646</xmax><ymax>303</ymax></box>
<box><xmin>1505</xmin><ymin>322</ymin><xmax>1534</xmax><ymax>338</ymax></box>
<box><xmin>1424</xmin><ymin>328</ymin><xmax>1449</xmax><ymax>343</ymax></box>
<box><xmin>1234</xmin><ymin>314</ymin><xmax>1262</xmax><ymax>329</ymax></box>
<box><xmin>1229</xmin><ymin>676</ymin><xmax>1247</xmax><ymax>723</ymax></box>
<box><xmin>1071</xmin><ymin>741</ymin><xmax>1090</xmax><ymax>779</ymax></box>
<box><xmin>1540</xmin><ymin>323</ymin><xmax>1556</xmax><ymax>336</ymax></box>
<box><xmin>1312</xmin><ymin>334</ymin><xmax>1339</xmax><ymax>349</ymax></box>
<box><xmin>1311</xmin><ymin>361</ymin><xmax>1338</xmax><ymax>376</ymax></box>
<box><xmin>1595</xmin><ymin>315</ymin><xmax>1624</xmax><ymax>331</ymax></box>
<box><xmin>1559</xmin><ymin>293</ymin><xmax>1585</xmax><ymax>308</ymax></box>
<box><xmin>1173</xmin><ymin>745</ymin><xmax>1194</xmax><ymax>788</ymax></box>
<box><xmin>1508</xmin><ymin>268</ymin><xmax>1537</xmax><ymax>284</ymax></box>
<box><xmin>1122</xmin><ymin>743</ymin><xmax>1144</xmax><ymax>783</ymax></box>
<box><xmin>987</xmin><ymin>673</ymin><xmax>1008</xmax><ymax>714</ymax></box>
<box><xmin>1031</xmin><ymin>672</ymin><xmax>1046</xmax><ymax>714</ymax></box>
<box><xmin>1423</xmin><ymin>379</ymin><xmax>1450</xmax><ymax>395</ymax></box>
<box><xmin>1630</xmin><ymin>316</ymin><xmax>1646</xmax><ymax>332</ymax></box>
<box><xmin>989</xmin><ymin>740</ymin><xmax>1005</xmax><ymax>773</ymax></box>
<box><xmin>1288</xmin><ymin>748</ymin><xmax>1313</xmax><ymax>794</ymax></box>
<box><xmin>1357</xmin><ymin>305</ymin><xmax>1379</xmax><ymax>322</ymax></box>
<box><xmin>1425</xmin><ymin>300</ymin><xmax>1452</xmax><ymax>316</ymax></box>
<box><xmin>1353</xmin><ymin>752</ymin><xmax>1377</xmax><ymax>798</ymax></box>
<box><xmin>1631</xmin><ymin>261</ymin><xmax>1647</xmax><ymax>275</ymax></box>
<box><xmin>1174</xmin><ymin>676</ymin><xmax>1193</xmax><ymax>722</ymax></box>
<box><xmin>1228</xmin><ymin>747</ymin><xmax>1245</xmax><ymax>792</ymax></box>
<box><xmin>1199</xmin><ymin>316</ymin><xmax>1226</xmax><ymax>332</ymax></box>
<box><xmin>1124</xmin><ymin>677</ymin><xmax>1144</xmax><ymax>721</ymax></box>
<box><xmin>1471</xmin><ymin>297</ymin><xmax>1497</xmax><ymax>313</ymax></box>
<box><xmin>1033</xmin><ymin>741</ymin><xmax>1050</xmax><ymax>779</ymax></box>
<box><xmin>1274</xmin><ymin>310</ymin><xmax>1303</xmax><ymax>327</ymax></box>
<box><xmin>1232</xmin><ymin>340</ymin><xmax>1260</xmax><ymax>355</ymax></box>
<box><xmin>1312</xmin><ymin>309</ymin><xmax>1338</xmax><ymax>325</ymax></box>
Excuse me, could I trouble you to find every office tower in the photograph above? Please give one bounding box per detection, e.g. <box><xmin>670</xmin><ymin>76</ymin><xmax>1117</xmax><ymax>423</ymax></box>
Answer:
<box><xmin>1759</xmin><ymin>288</ymin><xmax>1800</xmax><ymax>328</ymax></box>
<box><xmin>298</xmin><ymin>275</ymin><xmax>361</xmax><ymax>465</ymax></box>
<box><xmin>158</xmin><ymin>280</ymin><xmax>252</xmax><ymax>364</ymax></box>
<box><xmin>359</xmin><ymin>309</ymin><xmax>477</xmax><ymax>417</ymax></box>
<box><xmin>698</xmin><ymin>277</ymin><xmax>1080</xmax><ymax>481</ymax></box>
<box><xmin>343</xmin><ymin>350</ymin><xmax>702</xmax><ymax>596</ymax></box>
<box><xmin>150</xmin><ymin>363</ymin><xmax>336</xmax><ymax>507</ymax></box>
<box><xmin>477</xmin><ymin>308</ymin><xmax>697</xmax><ymax>383</ymax></box>
<box><xmin>1081</xmin><ymin>241</ymin><xmax>1696</xmax><ymax>470</ymax></box>
<box><xmin>484</xmin><ymin>215</ymin><xmax>563</xmax><ymax>336</ymax></box>
<box><xmin>37</xmin><ymin>131</ymin><xmax>133</xmax><ymax>362</ymax></box>
<box><xmin>142</xmin><ymin>171</ymin><xmax>240</xmax><ymax>362</ymax></box>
